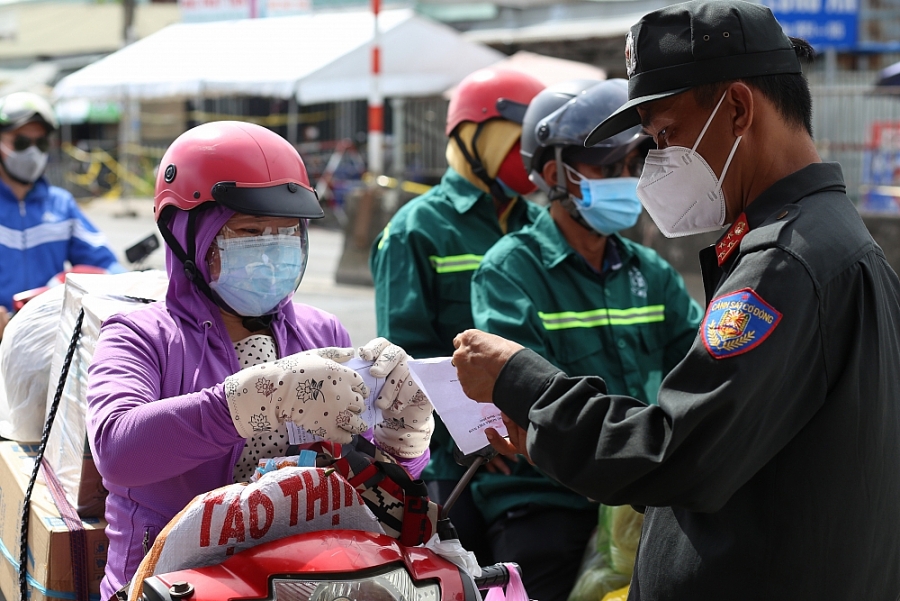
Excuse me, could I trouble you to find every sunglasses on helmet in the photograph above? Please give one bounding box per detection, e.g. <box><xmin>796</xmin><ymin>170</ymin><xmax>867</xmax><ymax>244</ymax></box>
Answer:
<box><xmin>11</xmin><ymin>134</ymin><xmax>50</xmax><ymax>153</ymax></box>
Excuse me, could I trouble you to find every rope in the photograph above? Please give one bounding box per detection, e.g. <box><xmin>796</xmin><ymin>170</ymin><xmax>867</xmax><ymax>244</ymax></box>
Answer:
<box><xmin>41</xmin><ymin>458</ymin><xmax>89</xmax><ymax>601</ymax></box>
<box><xmin>18</xmin><ymin>309</ymin><xmax>85</xmax><ymax>601</ymax></box>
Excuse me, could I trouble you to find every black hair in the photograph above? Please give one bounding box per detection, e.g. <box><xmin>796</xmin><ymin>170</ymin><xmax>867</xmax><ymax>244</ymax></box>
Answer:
<box><xmin>693</xmin><ymin>37</ymin><xmax>815</xmax><ymax>136</ymax></box>
<box><xmin>534</xmin><ymin>146</ymin><xmax>555</xmax><ymax>174</ymax></box>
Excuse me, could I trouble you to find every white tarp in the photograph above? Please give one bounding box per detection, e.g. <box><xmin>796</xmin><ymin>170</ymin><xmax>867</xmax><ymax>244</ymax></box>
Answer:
<box><xmin>443</xmin><ymin>50</ymin><xmax>607</xmax><ymax>99</ymax></box>
<box><xmin>462</xmin><ymin>12</ymin><xmax>641</xmax><ymax>46</ymax></box>
<box><xmin>52</xmin><ymin>9</ymin><xmax>503</xmax><ymax>104</ymax></box>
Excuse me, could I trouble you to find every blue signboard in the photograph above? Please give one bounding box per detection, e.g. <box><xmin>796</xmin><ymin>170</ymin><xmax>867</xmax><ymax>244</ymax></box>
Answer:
<box><xmin>762</xmin><ymin>0</ymin><xmax>858</xmax><ymax>50</ymax></box>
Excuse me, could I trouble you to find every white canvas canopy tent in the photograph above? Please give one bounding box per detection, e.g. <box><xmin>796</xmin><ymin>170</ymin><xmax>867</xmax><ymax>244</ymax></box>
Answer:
<box><xmin>52</xmin><ymin>8</ymin><xmax>503</xmax><ymax>103</ymax></box>
<box><xmin>444</xmin><ymin>51</ymin><xmax>606</xmax><ymax>99</ymax></box>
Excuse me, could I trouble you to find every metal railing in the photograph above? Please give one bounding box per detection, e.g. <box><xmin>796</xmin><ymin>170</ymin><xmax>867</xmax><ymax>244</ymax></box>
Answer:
<box><xmin>811</xmin><ymin>84</ymin><xmax>900</xmax><ymax>211</ymax></box>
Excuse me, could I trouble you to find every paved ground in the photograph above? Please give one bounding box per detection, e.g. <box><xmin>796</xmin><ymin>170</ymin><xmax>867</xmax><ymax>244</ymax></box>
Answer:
<box><xmin>81</xmin><ymin>198</ymin><xmax>378</xmax><ymax>345</ymax></box>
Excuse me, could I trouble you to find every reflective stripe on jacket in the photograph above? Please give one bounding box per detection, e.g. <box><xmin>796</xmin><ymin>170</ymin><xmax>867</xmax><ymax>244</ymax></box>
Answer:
<box><xmin>470</xmin><ymin>208</ymin><xmax>702</xmax><ymax>522</ymax></box>
<box><xmin>370</xmin><ymin>168</ymin><xmax>542</xmax><ymax>480</ymax></box>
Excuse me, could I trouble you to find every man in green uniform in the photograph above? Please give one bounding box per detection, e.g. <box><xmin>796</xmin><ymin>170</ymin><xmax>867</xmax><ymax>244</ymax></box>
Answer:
<box><xmin>452</xmin><ymin>1</ymin><xmax>900</xmax><ymax>599</ymax></box>
<box><xmin>370</xmin><ymin>67</ymin><xmax>545</xmax><ymax>560</ymax></box>
<box><xmin>469</xmin><ymin>79</ymin><xmax>702</xmax><ymax>601</ymax></box>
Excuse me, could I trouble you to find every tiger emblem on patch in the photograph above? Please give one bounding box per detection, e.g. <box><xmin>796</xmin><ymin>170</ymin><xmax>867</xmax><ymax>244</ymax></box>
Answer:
<box><xmin>702</xmin><ymin>288</ymin><xmax>781</xmax><ymax>359</ymax></box>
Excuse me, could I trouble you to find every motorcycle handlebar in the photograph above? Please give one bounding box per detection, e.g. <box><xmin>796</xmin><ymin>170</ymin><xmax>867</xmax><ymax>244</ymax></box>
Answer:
<box><xmin>474</xmin><ymin>562</ymin><xmax>521</xmax><ymax>590</ymax></box>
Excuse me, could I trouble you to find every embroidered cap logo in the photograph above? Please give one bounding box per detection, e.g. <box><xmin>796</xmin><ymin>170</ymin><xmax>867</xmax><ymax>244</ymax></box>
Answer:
<box><xmin>625</xmin><ymin>32</ymin><xmax>637</xmax><ymax>78</ymax></box>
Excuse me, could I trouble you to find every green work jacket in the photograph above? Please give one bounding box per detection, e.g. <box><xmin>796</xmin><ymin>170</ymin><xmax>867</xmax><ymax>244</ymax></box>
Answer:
<box><xmin>470</xmin><ymin>208</ymin><xmax>703</xmax><ymax>523</ymax></box>
<box><xmin>370</xmin><ymin>168</ymin><xmax>543</xmax><ymax>480</ymax></box>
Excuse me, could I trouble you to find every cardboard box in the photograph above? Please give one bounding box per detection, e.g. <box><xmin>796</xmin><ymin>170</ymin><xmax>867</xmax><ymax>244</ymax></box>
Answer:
<box><xmin>43</xmin><ymin>271</ymin><xmax>168</xmax><ymax>518</ymax></box>
<box><xmin>0</xmin><ymin>441</ymin><xmax>108</xmax><ymax>601</ymax></box>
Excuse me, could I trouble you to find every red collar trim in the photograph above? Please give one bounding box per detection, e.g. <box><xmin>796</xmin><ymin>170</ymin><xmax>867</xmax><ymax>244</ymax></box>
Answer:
<box><xmin>716</xmin><ymin>213</ymin><xmax>750</xmax><ymax>267</ymax></box>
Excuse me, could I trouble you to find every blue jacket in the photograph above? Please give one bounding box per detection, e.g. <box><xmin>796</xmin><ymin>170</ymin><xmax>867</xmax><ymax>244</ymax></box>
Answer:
<box><xmin>0</xmin><ymin>178</ymin><xmax>120</xmax><ymax>310</ymax></box>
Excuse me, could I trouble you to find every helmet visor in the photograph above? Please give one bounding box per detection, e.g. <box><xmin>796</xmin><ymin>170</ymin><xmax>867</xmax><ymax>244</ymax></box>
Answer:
<box><xmin>211</xmin><ymin>181</ymin><xmax>323</xmax><ymax>219</ymax></box>
<box><xmin>495</xmin><ymin>98</ymin><xmax>529</xmax><ymax>124</ymax></box>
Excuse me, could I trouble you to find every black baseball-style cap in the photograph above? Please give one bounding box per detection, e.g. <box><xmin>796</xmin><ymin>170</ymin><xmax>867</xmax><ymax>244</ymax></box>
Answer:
<box><xmin>585</xmin><ymin>0</ymin><xmax>802</xmax><ymax>146</ymax></box>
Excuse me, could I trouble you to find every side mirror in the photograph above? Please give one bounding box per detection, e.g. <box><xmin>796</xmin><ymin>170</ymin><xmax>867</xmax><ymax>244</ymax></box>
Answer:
<box><xmin>125</xmin><ymin>233</ymin><xmax>161</xmax><ymax>265</ymax></box>
<box><xmin>453</xmin><ymin>442</ymin><xmax>497</xmax><ymax>468</ymax></box>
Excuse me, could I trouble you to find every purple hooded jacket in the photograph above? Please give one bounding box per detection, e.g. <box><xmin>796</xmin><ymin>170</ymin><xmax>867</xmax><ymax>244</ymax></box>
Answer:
<box><xmin>87</xmin><ymin>205</ymin><xmax>428</xmax><ymax>600</ymax></box>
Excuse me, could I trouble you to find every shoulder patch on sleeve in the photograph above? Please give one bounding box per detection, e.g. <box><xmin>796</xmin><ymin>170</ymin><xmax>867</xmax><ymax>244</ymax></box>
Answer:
<box><xmin>702</xmin><ymin>288</ymin><xmax>782</xmax><ymax>359</ymax></box>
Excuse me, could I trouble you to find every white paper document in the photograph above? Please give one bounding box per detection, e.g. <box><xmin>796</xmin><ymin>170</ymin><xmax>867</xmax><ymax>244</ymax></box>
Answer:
<box><xmin>408</xmin><ymin>357</ymin><xmax>508</xmax><ymax>455</ymax></box>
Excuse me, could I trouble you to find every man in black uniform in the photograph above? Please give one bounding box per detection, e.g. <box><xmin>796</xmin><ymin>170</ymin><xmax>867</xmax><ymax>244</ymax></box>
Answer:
<box><xmin>452</xmin><ymin>1</ymin><xmax>900</xmax><ymax>599</ymax></box>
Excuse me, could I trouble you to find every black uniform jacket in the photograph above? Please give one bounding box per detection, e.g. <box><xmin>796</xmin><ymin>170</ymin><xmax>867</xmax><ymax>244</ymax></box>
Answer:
<box><xmin>493</xmin><ymin>163</ymin><xmax>900</xmax><ymax>600</ymax></box>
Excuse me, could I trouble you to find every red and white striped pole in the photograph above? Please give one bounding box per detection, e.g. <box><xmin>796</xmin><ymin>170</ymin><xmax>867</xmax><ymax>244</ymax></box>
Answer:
<box><xmin>368</xmin><ymin>0</ymin><xmax>384</xmax><ymax>176</ymax></box>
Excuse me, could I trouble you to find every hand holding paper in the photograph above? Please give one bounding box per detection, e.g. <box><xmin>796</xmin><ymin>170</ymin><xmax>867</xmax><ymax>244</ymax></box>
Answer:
<box><xmin>486</xmin><ymin>415</ymin><xmax>532</xmax><ymax>464</ymax></box>
<box><xmin>408</xmin><ymin>357</ymin><xmax>508</xmax><ymax>455</ymax></box>
<box><xmin>451</xmin><ymin>329</ymin><xmax>524</xmax><ymax>404</ymax></box>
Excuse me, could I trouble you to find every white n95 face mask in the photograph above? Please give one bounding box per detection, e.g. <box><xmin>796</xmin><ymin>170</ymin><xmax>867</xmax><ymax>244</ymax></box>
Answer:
<box><xmin>636</xmin><ymin>91</ymin><xmax>741</xmax><ymax>238</ymax></box>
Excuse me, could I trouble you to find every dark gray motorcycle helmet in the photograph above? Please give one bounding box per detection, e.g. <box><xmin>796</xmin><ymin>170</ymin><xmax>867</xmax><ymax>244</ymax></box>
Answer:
<box><xmin>536</xmin><ymin>79</ymin><xmax>647</xmax><ymax>169</ymax></box>
<box><xmin>520</xmin><ymin>79</ymin><xmax>602</xmax><ymax>177</ymax></box>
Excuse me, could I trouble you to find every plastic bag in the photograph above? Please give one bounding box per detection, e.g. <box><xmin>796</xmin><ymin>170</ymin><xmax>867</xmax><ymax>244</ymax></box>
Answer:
<box><xmin>601</xmin><ymin>586</ymin><xmax>630</xmax><ymax>601</ymax></box>
<box><xmin>424</xmin><ymin>534</ymin><xmax>482</xmax><ymax>578</ymax></box>
<box><xmin>484</xmin><ymin>563</ymin><xmax>529</xmax><ymax>601</ymax></box>
<box><xmin>567</xmin><ymin>505</ymin><xmax>643</xmax><ymax>601</ymax></box>
<box><xmin>0</xmin><ymin>286</ymin><xmax>65</xmax><ymax>441</ymax></box>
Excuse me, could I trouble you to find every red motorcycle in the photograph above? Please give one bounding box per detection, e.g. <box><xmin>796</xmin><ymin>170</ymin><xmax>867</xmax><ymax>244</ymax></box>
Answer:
<box><xmin>139</xmin><ymin>529</ymin><xmax>515</xmax><ymax>601</ymax></box>
<box><xmin>137</xmin><ymin>448</ymin><xmax>519</xmax><ymax>601</ymax></box>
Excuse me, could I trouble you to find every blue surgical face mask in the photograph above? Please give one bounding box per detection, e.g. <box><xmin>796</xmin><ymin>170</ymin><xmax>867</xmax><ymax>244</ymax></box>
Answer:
<box><xmin>564</xmin><ymin>164</ymin><xmax>642</xmax><ymax>236</ymax></box>
<box><xmin>208</xmin><ymin>231</ymin><xmax>308</xmax><ymax>317</ymax></box>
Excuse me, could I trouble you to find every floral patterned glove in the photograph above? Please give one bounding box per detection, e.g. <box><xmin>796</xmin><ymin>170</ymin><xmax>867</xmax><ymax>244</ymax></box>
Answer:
<box><xmin>357</xmin><ymin>338</ymin><xmax>426</xmax><ymax>412</ymax></box>
<box><xmin>357</xmin><ymin>338</ymin><xmax>434</xmax><ymax>458</ymax></box>
<box><xmin>225</xmin><ymin>351</ymin><xmax>369</xmax><ymax>443</ymax></box>
<box><xmin>308</xmin><ymin>346</ymin><xmax>356</xmax><ymax>363</ymax></box>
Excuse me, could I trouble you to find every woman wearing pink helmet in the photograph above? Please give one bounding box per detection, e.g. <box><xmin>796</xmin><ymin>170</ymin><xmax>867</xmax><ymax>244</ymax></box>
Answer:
<box><xmin>86</xmin><ymin>122</ymin><xmax>433</xmax><ymax>599</ymax></box>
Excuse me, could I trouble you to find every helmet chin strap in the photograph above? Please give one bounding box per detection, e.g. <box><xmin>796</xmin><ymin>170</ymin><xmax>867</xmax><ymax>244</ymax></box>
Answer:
<box><xmin>451</xmin><ymin>123</ymin><xmax>512</xmax><ymax>205</ymax></box>
<box><xmin>559</xmin><ymin>195</ymin><xmax>600</xmax><ymax>236</ymax></box>
<box><xmin>157</xmin><ymin>206</ymin><xmax>274</xmax><ymax>333</ymax></box>
<box><xmin>550</xmin><ymin>148</ymin><xmax>598</xmax><ymax>236</ymax></box>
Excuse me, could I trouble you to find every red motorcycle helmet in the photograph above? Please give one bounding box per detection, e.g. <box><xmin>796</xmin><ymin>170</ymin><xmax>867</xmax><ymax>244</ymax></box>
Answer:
<box><xmin>154</xmin><ymin>122</ymin><xmax>322</xmax><ymax>318</ymax></box>
<box><xmin>154</xmin><ymin>121</ymin><xmax>322</xmax><ymax>221</ymax></box>
<box><xmin>445</xmin><ymin>68</ymin><xmax>545</xmax><ymax>136</ymax></box>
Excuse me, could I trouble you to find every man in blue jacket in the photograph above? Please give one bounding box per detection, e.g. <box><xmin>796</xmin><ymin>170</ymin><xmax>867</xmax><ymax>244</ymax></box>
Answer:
<box><xmin>0</xmin><ymin>92</ymin><xmax>121</xmax><ymax>332</ymax></box>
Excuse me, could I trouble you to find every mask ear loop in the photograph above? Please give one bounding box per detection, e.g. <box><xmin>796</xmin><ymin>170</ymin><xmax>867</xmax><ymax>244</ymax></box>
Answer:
<box><xmin>562</xmin><ymin>162</ymin><xmax>586</xmax><ymax>185</ymax></box>
<box><xmin>711</xmin><ymin>135</ymin><xmax>742</xmax><ymax>201</ymax></box>
<box><xmin>689</xmin><ymin>91</ymin><xmax>730</xmax><ymax>159</ymax></box>
<box><xmin>687</xmin><ymin>90</ymin><xmax>743</xmax><ymax>201</ymax></box>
